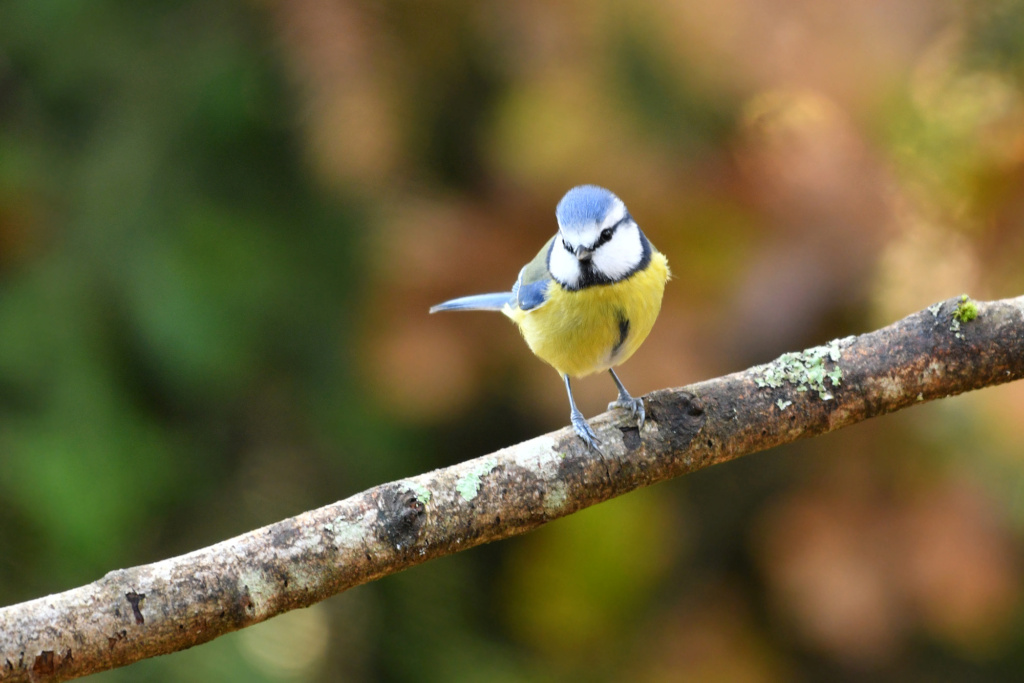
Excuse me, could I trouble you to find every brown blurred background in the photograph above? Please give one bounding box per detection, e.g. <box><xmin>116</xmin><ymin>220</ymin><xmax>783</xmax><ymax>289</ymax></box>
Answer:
<box><xmin>2</xmin><ymin>0</ymin><xmax>1024</xmax><ymax>681</ymax></box>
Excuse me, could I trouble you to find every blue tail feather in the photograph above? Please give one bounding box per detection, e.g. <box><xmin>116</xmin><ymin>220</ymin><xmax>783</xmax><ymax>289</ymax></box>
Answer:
<box><xmin>429</xmin><ymin>292</ymin><xmax>512</xmax><ymax>313</ymax></box>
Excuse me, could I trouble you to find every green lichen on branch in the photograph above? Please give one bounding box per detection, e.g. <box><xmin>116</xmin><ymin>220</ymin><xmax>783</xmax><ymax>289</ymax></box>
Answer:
<box><xmin>405</xmin><ymin>481</ymin><xmax>432</xmax><ymax>505</ymax></box>
<box><xmin>953</xmin><ymin>294</ymin><xmax>978</xmax><ymax>323</ymax></box>
<box><xmin>455</xmin><ymin>458</ymin><xmax>498</xmax><ymax>501</ymax></box>
<box><xmin>950</xmin><ymin>294</ymin><xmax>979</xmax><ymax>338</ymax></box>
<box><xmin>755</xmin><ymin>339</ymin><xmax>846</xmax><ymax>401</ymax></box>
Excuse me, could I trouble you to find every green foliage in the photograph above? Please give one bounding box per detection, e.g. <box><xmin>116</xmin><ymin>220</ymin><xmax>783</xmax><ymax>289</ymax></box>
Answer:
<box><xmin>0</xmin><ymin>0</ymin><xmax>363</xmax><ymax>593</ymax></box>
<box><xmin>966</xmin><ymin>0</ymin><xmax>1024</xmax><ymax>83</ymax></box>
<box><xmin>502</xmin><ymin>487</ymin><xmax>679</xmax><ymax>665</ymax></box>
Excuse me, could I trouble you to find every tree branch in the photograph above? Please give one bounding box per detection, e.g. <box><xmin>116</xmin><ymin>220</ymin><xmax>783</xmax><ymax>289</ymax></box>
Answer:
<box><xmin>3</xmin><ymin>295</ymin><xmax>1023</xmax><ymax>682</ymax></box>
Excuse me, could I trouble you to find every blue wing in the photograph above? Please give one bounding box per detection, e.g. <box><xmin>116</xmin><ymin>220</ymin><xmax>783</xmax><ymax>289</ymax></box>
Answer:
<box><xmin>430</xmin><ymin>235</ymin><xmax>555</xmax><ymax>314</ymax></box>
<box><xmin>510</xmin><ymin>236</ymin><xmax>555</xmax><ymax>311</ymax></box>
<box><xmin>512</xmin><ymin>274</ymin><xmax>550</xmax><ymax>311</ymax></box>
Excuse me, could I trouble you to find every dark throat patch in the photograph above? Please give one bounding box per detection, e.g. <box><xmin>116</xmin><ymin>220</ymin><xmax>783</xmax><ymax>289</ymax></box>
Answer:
<box><xmin>612</xmin><ymin>310</ymin><xmax>630</xmax><ymax>357</ymax></box>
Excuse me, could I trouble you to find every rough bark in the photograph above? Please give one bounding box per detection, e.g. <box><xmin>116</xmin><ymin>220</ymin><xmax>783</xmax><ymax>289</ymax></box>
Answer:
<box><xmin>2</xmin><ymin>294</ymin><xmax>1023</xmax><ymax>682</ymax></box>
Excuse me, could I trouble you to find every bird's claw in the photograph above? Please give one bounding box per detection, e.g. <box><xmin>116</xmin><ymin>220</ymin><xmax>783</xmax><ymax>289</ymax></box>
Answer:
<box><xmin>609</xmin><ymin>396</ymin><xmax>646</xmax><ymax>430</ymax></box>
<box><xmin>570</xmin><ymin>412</ymin><xmax>601</xmax><ymax>450</ymax></box>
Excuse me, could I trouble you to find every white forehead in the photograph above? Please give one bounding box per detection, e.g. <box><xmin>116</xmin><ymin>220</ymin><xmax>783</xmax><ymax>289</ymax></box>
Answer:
<box><xmin>555</xmin><ymin>185</ymin><xmax>627</xmax><ymax>244</ymax></box>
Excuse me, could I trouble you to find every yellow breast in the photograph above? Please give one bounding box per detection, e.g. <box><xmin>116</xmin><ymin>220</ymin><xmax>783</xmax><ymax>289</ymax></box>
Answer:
<box><xmin>503</xmin><ymin>253</ymin><xmax>669</xmax><ymax>378</ymax></box>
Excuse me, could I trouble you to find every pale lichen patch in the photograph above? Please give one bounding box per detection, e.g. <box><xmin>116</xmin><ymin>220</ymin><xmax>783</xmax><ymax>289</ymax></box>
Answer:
<box><xmin>404</xmin><ymin>481</ymin><xmax>432</xmax><ymax>505</ymax></box>
<box><xmin>325</xmin><ymin>518</ymin><xmax>366</xmax><ymax>552</ymax></box>
<box><xmin>754</xmin><ymin>338</ymin><xmax>847</xmax><ymax>401</ymax></box>
<box><xmin>237</xmin><ymin>568</ymin><xmax>274</xmax><ymax>621</ymax></box>
<box><xmin>276</xmin><ymin>530</ymin><xmax>322</xmax><ymax>560</ymax></box>
<box><xmin>456</xmin><ymin>457</ymin><xmax>499</xmax><ymax>502</ymax></box>
<box><xmin>543</xmin><ymin>481</ymin><xmax>568</xmax><ymax>515</ymax></box>
<box><xmin>867</xmin><ymin>375</ymin><xmax>904</xmax><ymax>402</ymax></box>
<box><xmin>921</xmin><ymin>360</ymin><xmax>945</xmax><ymax>384</ymax></box>
<box><xmin>510</xmin><ymin>435</ymin><xmax>561</xmax><ymax>476</ymax></box>
<box><xmin>950</xmin><ymin>317</ymin><xmax>962</xmax><ymax>338</ymax></box>
<box><xmin>281</xmin><ymin>565</ymin><xmax>320</xmax><ymax>596</ymax></box>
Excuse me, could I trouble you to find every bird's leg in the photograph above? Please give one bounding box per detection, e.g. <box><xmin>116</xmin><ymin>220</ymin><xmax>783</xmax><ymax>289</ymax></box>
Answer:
<box><xmin>564</xmin><ymin>374</ymin><xmax>599</xmax><ymax>449</ymax></box>
<box><xmin>607</xmin><ymin>368</ymin><xmax>645</xmax><ymax>429</ymax></box>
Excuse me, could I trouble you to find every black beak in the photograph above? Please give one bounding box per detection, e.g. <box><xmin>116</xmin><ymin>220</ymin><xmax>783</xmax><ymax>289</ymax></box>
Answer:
<box><xmin>574</xmin><ymin>246</ymin><xmax>594</xmax><ymax>262</ymax></box>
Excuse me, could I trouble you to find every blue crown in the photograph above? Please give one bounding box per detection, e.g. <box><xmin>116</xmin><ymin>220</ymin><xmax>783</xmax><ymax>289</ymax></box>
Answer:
<box><xmin>555</xmin><ymin>185</ymin><xmax>620</xmax><ymax>228</ymax></box>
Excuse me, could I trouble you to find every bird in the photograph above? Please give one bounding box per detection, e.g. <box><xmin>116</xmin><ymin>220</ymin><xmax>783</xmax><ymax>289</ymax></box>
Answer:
<box><xmin>430</xmin><ymin>185</ymin><xmax>670</xmax><ymax>448</ymax></box>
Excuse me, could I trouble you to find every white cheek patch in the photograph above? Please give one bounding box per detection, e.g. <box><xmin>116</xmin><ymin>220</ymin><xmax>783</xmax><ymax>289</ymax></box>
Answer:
<box><xmin>548</xmin><ymin>238</ymin><xmax>581</xmax><ymax>287</ymax></box>
<box><xmin>592</xmin><ymin>223</ymin><xmax>643</xmax><ymax>280</ymax></box>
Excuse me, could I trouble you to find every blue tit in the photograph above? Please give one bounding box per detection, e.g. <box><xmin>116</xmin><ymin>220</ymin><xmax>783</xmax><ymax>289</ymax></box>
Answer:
<box><xmin>430</xmin><ymin>185</ymin><xmax>670</xmax><ymax>448</ymax></box>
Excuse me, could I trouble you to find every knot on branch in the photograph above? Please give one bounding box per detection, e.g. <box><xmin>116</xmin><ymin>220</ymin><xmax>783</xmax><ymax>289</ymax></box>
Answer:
<box><xmin>374</xmin><ymin>484</ymin><xmax>427</xmax><ymax>551</ymax></box>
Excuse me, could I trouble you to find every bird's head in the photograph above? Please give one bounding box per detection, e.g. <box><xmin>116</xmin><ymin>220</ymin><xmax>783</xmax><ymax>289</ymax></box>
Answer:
<box><xmin>549</xmin><ymin>185</ymin><xmax>646</xmax><ymax>290</ymax></box>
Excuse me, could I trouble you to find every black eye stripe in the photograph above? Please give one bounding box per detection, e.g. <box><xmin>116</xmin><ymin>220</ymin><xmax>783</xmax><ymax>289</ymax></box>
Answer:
<box><xmin>595</xmin><ymin>216</ymin><xmax>629</xmax><ymax>247</ymax></box>
<box><xmin>561</xmin><ymin>216</ymin><xmax>632</xmax><ymax>253</ymax></box>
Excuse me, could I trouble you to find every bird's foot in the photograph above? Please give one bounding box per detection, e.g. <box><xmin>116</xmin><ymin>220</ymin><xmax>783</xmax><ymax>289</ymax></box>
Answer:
<box><xmin>609</xmin><ymin>396</ymin><xmax>646</xmax><ymax>430</ymax></box>
<box><xmin>570</xmin><ymin>411</ymin><xmax>601</xmax><ymax>449</ymax></box>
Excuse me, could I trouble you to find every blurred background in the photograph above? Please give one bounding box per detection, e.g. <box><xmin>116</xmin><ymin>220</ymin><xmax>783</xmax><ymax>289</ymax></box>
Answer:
<box><xmin>2</xmin><ymin>0</ymin><xmax>1024</xmax><ymax>680</ymax></box>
